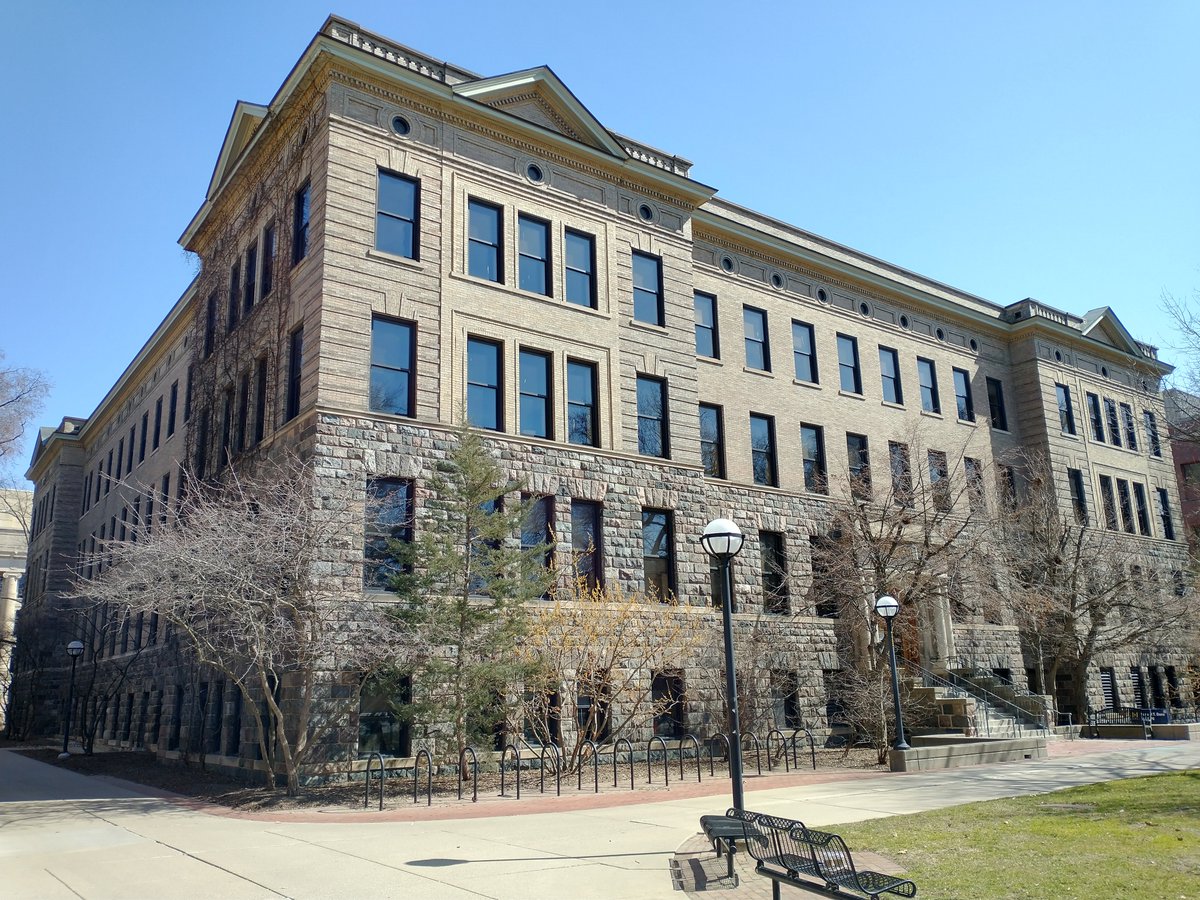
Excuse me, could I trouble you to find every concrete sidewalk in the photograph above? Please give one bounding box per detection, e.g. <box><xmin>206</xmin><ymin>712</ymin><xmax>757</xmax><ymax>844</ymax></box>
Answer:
<box><xmin>3</xmin><ymin>741</ymin><xmax>1198</xmax><ymax>899</ymax></box>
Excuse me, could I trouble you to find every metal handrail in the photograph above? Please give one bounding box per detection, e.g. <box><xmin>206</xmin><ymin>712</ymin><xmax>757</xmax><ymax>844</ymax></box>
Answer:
<box><xmin>679</xmin><ymin>734</ymin><xmax>701</xmax><ymax>783</ymax></box>
<box><xmin>742</xmin><ymin>731</ymin><xmax>761</xmax><ymax>776</ymax></box>
<box><xmin>647</xmin><ymin>736</ymin><xmax>669</xmax><ymax>785</ymax></box>
<box><xmin>363</xmin><ymin>751</ymin><xmax>385</xmax><ymax>810</ymax></box>
<box><xmin>500</xmin><ymin>743</ymin><xmax>521</xmax><ymax>799</ymax></box>
<box><xmin>578</xmin><ymin>739</ymin><xmax>599</xmax><ymax>793</ymax></box>
<box><xmin>613</xmin><ymin>737</ymin><xmax>634</xmax><ymax>790</ymax></box>
<box><xmin>412</xmin><ymin>748</ymin><xmax>432</xmax><ymax>806</ymax></box>
<box><xmin>904</xmin><ymin>657</ymin><xmax>1046</xmax><ymax>734</ymax></box>
<box><xmin>945</xmin><ymin>662</ymin><xmax>1052</xmax><ymax>728</ymax></box>
<box><xmin>458</xmin><ymin>747</ymin><xmax>478</xmax><ymax>803</ymax></box>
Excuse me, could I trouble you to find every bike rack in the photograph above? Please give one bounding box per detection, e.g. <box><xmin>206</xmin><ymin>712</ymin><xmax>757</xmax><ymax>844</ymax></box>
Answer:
<box><xmin>706</xmin><ymin>732</ymin><xmax>731</xmax><ymax>777</ymax></box>
<box><xmin>363</xmin><ymin>751</ymin><xmax>385</xmax><ymax>810</ymax></box>
<box><xmin>791</xmin><ymin>727</ymin><xmax>817</xmax><ymax>771</ymax></box>
<box><xmin>646</xmin><ymin>736</ymin><xmax>669</xmax><ymax>785</ymax></box>
<box><xmin>412</xmin><ymin>748</ymin><xmax>432</xmax><ymax>806</ymax></box>
<box><xmin>458</xmin><ymin>746</ymin><xmax>478</xmax><ymax>803</ymax></box>
<box><xmin>613</xmin><ymin>737</ymin><xmax>634</xmax><ymax>790</ymax></box>
<box><xmin>500</xmin><ymin>743</ymin><xmax>520</xmax><ymax>799</ymax></box>
<box><xmin>742</xmin><ymin>731</ymin><xmax>762</xmax><ymax>776</ymax></box>
<box><xmin>539</xmin><ymin>744</ymin><xmax>561</xmax><ymax>796</ymax></box>
<box><xmin>578</xmin><ymin>739</ymin><xmax>599</xmax><ymax>793</ymax></box>
<box><xmin>679</xmin><ymin>734</ymin><xmax>701</xmax><ymax>783</ymax></box>
<box><xmin>765</xmin><ymin>728</ymin><xmax>787</xmax><ymax>772</ymax></box>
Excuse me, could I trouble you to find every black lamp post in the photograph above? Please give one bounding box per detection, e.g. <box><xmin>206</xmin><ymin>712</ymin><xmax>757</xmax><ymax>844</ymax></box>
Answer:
<box><xmin>700</xmin><ymin>517</ymin><xmax>746</xmax><ymax>810</ymax></box>
<box><xmin>59</xmin><ymin>639</ymin><xmax>85</xmax><ymax>759</ymax></box>
<box><xmin>874</xmin><ymin>595</ymin><xmax>909</xmax><ymax>751</ymax></box>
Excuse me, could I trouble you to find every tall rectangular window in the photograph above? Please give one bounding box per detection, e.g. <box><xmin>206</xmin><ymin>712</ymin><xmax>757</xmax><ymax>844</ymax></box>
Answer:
<box><xmin>219</xmin><ymin>388</ymin><xmax>234</xmax><ymax>468</ymax></box>
<box><xmin>1067</xmin><ymin>468</ymin><xmax>1088</xmax><ymax>524</ymax></box>
<box><xmin>1144</xmin><ymin>411</ymin><xmax>1161</xmax><ymax>457</ymax></box>
<box><xmin>521</xmin><ymin>495</ymin><xmax>555</xmax><ymax>583</ymax></box>
<box><xmin>986</xmin><ymin>377</ymin><xmax>1008</xmax><ymax>430</ymax></box>
<box><xmin>1104</xmin><ymin>398</ymin><xmax>1122</xmax><ymax>446</ymax></box>
<box><xmin>793</xmin><ymin>321</ymin><xmax>817</xmax><ymax>383</ymax></box>
<box><xmin>466</xmin><ymin>337</ymin><xmax>503</xmax><ymax>431</ymax></box>
<box><xmin>1055</xmin><ymin>383</ymin><xmax>1075</xmax><ymax>434</ymax></box>
<box><xmin>760</xmin><ymin>530</ymin><xmax>789</xmax><ymax>614</ymax></box>
<box><xmin>152</xmin><ymin>397</ymin><xmax>162</xmax><ymax>451</ymax></box>
<box><xmin>1087</xmin><ymin>392</ymin><xmax>1104</xmax><ymax>441</ymax></box>
<box><xmin>632</xmin><ymin>252</ymin><xmax>663</xmax><ymax>326</ymax></box>
<box><xmin>749</xmin><ymin>413</ymin><xmax>777</xmax><ymax>487</ymax></box>
<box><xmin>139</xmin><ymin>413</ymin><xmax>148</xmax><ymax>463</ymax></box>
<box><xmin>651</xmin><ymin>672</ymin><xmax>685</xmax><ymax>739</ymax></box>
<box><xmin>244</xmin><ymin>241</ymin><xmax>258</xmax><ymax>312</ymax></box>
<box><xmin>1098</xmin><ymin>475</ymin><xmax>1118</xmax><ymax>530</ymax></box>
<box><xmin>235</xmin><ymin>371</ymin><xmax>250</xmax><ymax>452</ymax></box>
<box><xmin>641</xmin><ymin>508</ymin><xmax>675</xmax><ymax>601</ymax></box>
<box><xmin>571</xmin><ymin>500</ymin><xmax>603</xmax><ymax>591</ymax></box>
<box><xmin>370</xmin><ymin>317</ymin><xmax>416</xmax><ymax>417</ymax></box>
<box><xmin>1132</xmin><ymin>482</ymin><xmax>1151</xmax><ymax>536</ymax></box>
<box><xmin>566</xmin><ymin>359</ymin><xmax>598</xmax><ymax>447</ymax></box>
<box><xmin>1119</xmin><ymin>403</ymin><xmax>1138</xmax><ymax>450</ymax></box>
<box><xmin>203</xmin><ymin>294</ymin><xmax>216</xmax><ymax>358</ymax></box>
<box><xmin>1157</xmin><ymin>488</ymin><xmax>1176</xmax><ymax>540</ymax></box>
<box><xmin>519</xmin><ymin>348</ymin><xmax>553</xmax><ymax>439</ymax></box>
<box><xmin>890</xmin><ymin>441</ymin><xmax>912</xmax><ymax>504</ymax></box>
<box><xmin>965</xmin><ymin>457</ymin><xmax>985</xmax><ymax>510</ymax></box>
<box><xmin>694</xmin><ymin>292</ymin><xmax>719</xmax><ymax>358</ymax></box>
<box><xmin>167</xmin><ymin>381</ymin><xmax>178</xmax><ymax>438</ymax></box>
<box><xmin>184</xmin><ymin>367</ymin><xmax>193</xmax><ymax>422</ymax></box>
<box><xmin>285</xmin><ymin>325</ymin><xmax>303</xmax><ymax>422</ymax></box>
<box><xmin>699</xmin><ymin>403</ymin><xmax>725</xmax><ymax>479</ymax></box>
<box><xmin>847</xmin><ymin>432</ymin><xmax>871</xmax><ymax>498</ymax></box>
<box><xmin>953</xmin><ymin>368</ymin><xmax>975</xmax><ymax>422</ymax></box>
<box><xmin>564</xmin><ymin>229</ymin><xmax>595</xmax><ymax>308</ymax></box>
<box><xmin>254</xmin><ymin>356</ymin><xmax>268</xmax><ymax>445</ymax></box>
<box><xmin>159</xmin><ymin>473</ymin><xmax>171</xmax><ymax>525</ymax></box>
<box><xmin>518</xmin><ymin>215</ymin><xmax>551</xmax><ymax>295</ymax></box>
<box><xmin>261</xmin><ymin>223</ymin><xmax>275</xmax><ymax>297</ymax></box>
<box><xmin>879</xmin><ymin>346</ymin><xmax>902</xmax><ymax>404</ymax></box>
<box><xmin>227</xmin><ymin>261</ymin><xmax>241</xmax><ymax>333</ymax></box>
<box><xmin>127</xmin><ymin>425</ymin><xmax>135</xmax><ymax>471</ymax></box>
<box><xmin>1115</xmin><ymin>479</ymin><xmax>1135</xmax><ymax>533</ymax></box>
<box><xmin>376</xmin><ymin>170</ymin><xmax>418</xmax><ymax>259</ymax></box>
<box><xmin>928</xmin><ymin>449</ymin><xmax>950</xmax><ymax>511</ymax></box>
<box><xmin>636</xmin><ymin>375</ymin><xmax>668</xmax><ymax>458</ymax></box>
<box><xmin>292</xmin><ymin>181</ymin><xmax>311</xmax><ymax>265</ymax></box>
<box><xmin>467</xmin><ymin>199</ymin><xmax>503</xmax><ymax>282</ymax></box>
<box><xmin>801</xmin><ymin>423</ymin><xmax>827</xmax><ymax>494</ymax></box>
<box><xmin>364</xmin><ymin>478</ymin><xmax>413</xmax><ymax>590</ymax></box>
<box><xmin>836</xmin><ymin>334</ymin><xmax>861</xmax><ymax>394</ymax></box>
<box><xmin>744</xmin><ymin>306</ymin><xmax>770</xmax><ymax>371</ymax></box>
<box><xmin>917</xmin><ymin>357</ymin><xmax>939</xmax><ymax>413</ymax></box>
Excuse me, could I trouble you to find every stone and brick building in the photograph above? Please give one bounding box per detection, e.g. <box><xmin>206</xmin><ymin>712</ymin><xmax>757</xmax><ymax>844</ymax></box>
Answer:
<box><xmin>9</xmin><ymin>16</ymin><xmax>1197</xmax><ymax>771</ymax></box>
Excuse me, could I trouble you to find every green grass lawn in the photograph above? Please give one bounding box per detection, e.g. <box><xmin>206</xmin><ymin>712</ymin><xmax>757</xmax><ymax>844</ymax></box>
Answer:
<box><xmin>834</xmin><ymin>771</ymin><xmax>1200</xmax><ymax>900</ymax></box>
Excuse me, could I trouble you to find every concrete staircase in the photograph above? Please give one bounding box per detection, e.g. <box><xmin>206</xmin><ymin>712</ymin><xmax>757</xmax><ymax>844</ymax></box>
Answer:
<box><xmin>902</xmin><ymin>660</ymin><xmax>1053</xmax><ymax>740</ymax></box>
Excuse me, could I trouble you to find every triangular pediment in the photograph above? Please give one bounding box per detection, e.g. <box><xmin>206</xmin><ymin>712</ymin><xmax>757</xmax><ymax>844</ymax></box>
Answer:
<box><xmin>206</xmin><ymin>101</ymin><xmax>269</xmax><ymax>200</ymax></box>
<box><xmin>454</xmin><ymin>67</ymin><xmax>626</xmax><ymax>159</ymax></box>
<box><xmin>1081</xmin><ymin>307</ymin><xmax>1144</xmax><ymax>357</ymax></box>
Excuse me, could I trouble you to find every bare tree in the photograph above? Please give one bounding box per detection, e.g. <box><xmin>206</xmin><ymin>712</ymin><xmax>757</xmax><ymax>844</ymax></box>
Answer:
<box><xmin>0</xmin><ymin>350</ymin><xmax>49</xmax><ymax>475</ymax></box>
<box><xmin>72</xmin><ymin>454</ymin><xmax>418</xmax><ymax>795</ymax></box>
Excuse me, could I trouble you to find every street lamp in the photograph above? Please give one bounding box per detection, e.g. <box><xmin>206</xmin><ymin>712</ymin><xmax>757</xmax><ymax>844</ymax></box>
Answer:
<box><xmin>873</xmin><ymin>595</ymin><xmax>910</xmax><ymax>751</ymax></box>
<box><xmin>59</xmin><ymin>640</ymin><xmax>85</xmax><ymax>759</ymax></box>
<box><xmin>700</xmin><ymin>517</ymin><xmax>746</xmax><ymax>810</ymax></box>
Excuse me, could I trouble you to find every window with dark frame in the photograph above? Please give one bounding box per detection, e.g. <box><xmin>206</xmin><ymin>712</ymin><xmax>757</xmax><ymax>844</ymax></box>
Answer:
<box><xmin>928</xmin><ymin>449</ymin><xmax>950</xmax><ymax>512</ymax></box>
<box><xmin>219</xmin><ymin>388</ymin><xmax>234</xmax><ymax>468</ymax></box>
<box><xmin>518</xmin><ymin>214</ymin><xmax>551</xmax><ymax>296</ymax></box>
<box><xmin>564</xmin><ymin>229</ymin><xmax>596</xmax><ymax>308</ymax></box>
<box><xmin>699</xmin><ymin>403</ymin><xmax>725</xmax><ymax>479</ymax></box>
<box><xmin>1132</xmin><ymin>482</ymin><xmax>1151</xmax><ymax>535</ymax></box>
<box><xmin>985</xmin><ymin>377</ymin><xmax>1008</xmax><ymax>430</ymax></box>
<box><xmin>1144</xmin><ymin>410</ymin><xmax>1161</xmax><ymax>457</ymax></box>
<box><xmin>801</xmin><ymin>423</ymin><xmax>827</xmax><ymax>494</ymax></box>
<box><xmin>965</xmin><ymin>457</ymin><xmax>985</xmax><ymax>511</ymax></box>
<box><xmin>364</xmin><ymin>478</ymin><xmax>414</xmax><ymax>590</ymax></box>
<box><xmin>793</xmin><ymin>321</ymin><xmax>817</xmax><ymax>383</ymax></box>
<box><xmin>139</xmin><ymin>413</ymin><xmax>148</xmax><ymax>463</ymax></box>
<box><xmin>376</xmin><ymin>170</ymin><xmax>419</xmax><ymax>259</ymax></box>
<box><xmin>521</xmin><ymin>495</ymin><xmax>555</xmax><ymax>589</ymax></box>
<box><xmin>879</xmin><ymin>346</ymin><xmax>902</xmax><ymax>404</ymax></box>
<box><xmin>253</xmin><ymin>356</ymin><xmax>268</xmax><ymax>445</ymax></box>
<box><xmin>636</xmin><ymin>375</ymin><xmax>668</xmax><ymax>458</ymax></box>
<box><xmin>261</xmin><ymin>223</ymin><xmax>275</xmax><ymax>297</ymax></box>
<box><xmin>467</xmin><ymin>199</ymin><xmax>503</xmax><ymax>282</ymax></box>
<box><xmin>127</xmin><ymin>425</ymin><xmax>134</xmax><ymax>471</ymax></box>
<box><xmin>466</xmin><ymin>337</ymin><xmax>503</xmax><ymax>431</ymax></box>
<box><xmin>1055</xmin><ymin>383</ymin><xmax>1076</xmax><ymax>434</ymax></box>
<box><xmin>651</xmin><ymin>671</ymin><xmax>686</xmax><ymax>739</ymax></box>
<box><xmin>1067</xmin><ymin>468</ymin><xmax>1088</xmax><ymax>524</ymax></box>
<box><xmin>1116</xmin><ymin>478</ymin><xmax>1135</xmax><ymax>533</ymax></box>
<box><xmin>744</xmin><ymin>306</ymin><xmax>770</xmax><ymax>371</ymax></box>
<box><xmin>235</xmin><ymin>371</ymin><xmax>249</xmax><ymax>453</ymax></box>
<box><xmin>152</xmin><ymin>397</ymin><xmax>162</xmax><ymax>451</ymax></box>
<box><xmin>847</xmin><ymin>432</ymin><xmax>871</xmax><ymax>498</ymax></box>
<box><xmin>1119</xmin><ymin>403</ymin><xmax>1138</xmax><ymax>450</ymax></box>
<box><xmin>227</xmin><ymin>261</ymin><xmax>241</xmax><ymax>333</ymax></box>
<box><xmin>244</xmin><ymin>241</ymin><xmax>258</xmax><ymax>312</ymax></box>
<box><xmin>889</xmin><ymin>441</ymin><xmax>912</xmax><ymax>504</ymax></box>
<box><xmin>203</xmin><ymin>294</ymin><xmax>216</xmax><ymax>358</ymax></box>
<box><xmin>836</xmin><ymin>334</ymin><xmax>861</xmax><ymax>394</ymax></box>
<box><xmin>1098</xmin><ymin>475</ymin><xmax>1118</xmax><ymax>530</ymax></box>
<box><xmin>760</xmin><ymin>530</ymin><xmax>789</xmax><ymax>614</ymax></box>
<box><xmin>917</xmin><ymin>357</ymin><xmax>939</xmax><ymax>413</ymax></box>
<box><xmin>1087</xmin><ymin>392</ymin><xmax>1105</xmax><ymax>441</ymax></box>
<box><xmin>566</xmin><ymin>359</ymin><xmax>598</xmax><ymax>447</ymax></box>
<box><xmin>953</xmin><ymin>368</ymin><xmax>975</xmax><ymax>422</ymax></box>
<box><xmin>519</xmin><ymin>348</ymin><xmax>553</xmax><ymax>439</ymax></box>
<box><xmin>694</xmin><ymin>292</ymin><xmax>719</xmax><ymax>358</ymax></box>
<box><xmin>750</xmin><ymin>413</ymin><xmax>777</xmax><ymax>486</ymax></box>
<box><xmin>292</xmin><ymin>181</ymin><xmax>311</xmax><ymax>265</ymax></box>
<box><xmin>641</xmin><ymin>508</ymin><xmax>676</xmax><ymax>601</ymax></box>
<box><xmin>285</xmin><ymin>326</ymin><xmax>303</xmax><ymax>422</ymax></box>
<box><xmin>370</xmin><ymin>317</ymin><xmax>416</xmax><ymax>417</ymax></box>
<box><xmin>632</xmin><ymin>252</ymin><xmax>663</xmax><ymax>326</ymax></box>
<box><xmin>571</xmin><ymin>500</ymin><xmax>603</xmax><ymax>591</ymax></box>
<box><xmin>1157</xmin><ymin>487</ymin><xmax>1175</xmax><ymax>540</ymax></box>
<box><xmin>1104</xmin><ymin>398</ymin><xmax>1122</xmax><ymax>446</ymax></box>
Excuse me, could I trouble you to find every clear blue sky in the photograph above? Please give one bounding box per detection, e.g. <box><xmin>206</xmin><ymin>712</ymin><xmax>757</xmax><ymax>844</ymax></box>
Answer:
<box><xmin>3</xmin><ymin>1</ymin><xmax>1198</xmax><ymax>480</ymax></box>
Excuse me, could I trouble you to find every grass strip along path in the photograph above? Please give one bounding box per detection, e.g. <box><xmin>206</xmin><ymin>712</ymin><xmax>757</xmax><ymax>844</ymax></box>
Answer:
<box><xmin>835</xmin><ymin>771</ymin><xmax>1199</xmax><ymax>900</ymax></box>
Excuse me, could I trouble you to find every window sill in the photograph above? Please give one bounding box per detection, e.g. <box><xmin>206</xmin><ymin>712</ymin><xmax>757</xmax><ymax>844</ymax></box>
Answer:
<box><xmin>793</xmin><ymin>378</ymin><xmax>821</xmax><ymax>390</ymax></box>
<box><xmin>990</xmin><ymin>426</ymin><xmax>1011</xmax><ymax>435</ymax></box>
<box><xmin>920</xmin><ymin>409</ymin><xmax>944</xmax><ymax>420</ymax></box>
<box><xmin>838</xmin><ymin>390</ymin><xmax>865</xmax><ymax>401</ymax></box>
<box><xmin>1060</xmin><ymin>432</ymin><xmax>1080</xmax><ymax>442</ymax></box>
<box><xmin>627</xmin><ymin>318</ymin><xmax>668</xmax><ymax>334</ymax></box>
<box><xmin>698</xmin><ymin>355</ymin><xmax>723</xmax><ymax>366</ymax></box>
<box><xmin>366</xmin><ymin>248</ymin><xmax>424</xmax><ymax>271</ymax></box>
<box><xmin>881</xmin><ymin>399</ymin><xmax>905</xmax><ymax>411</ymax></box>
<box><xmin>744</xmin><ymin>366</ymin><xmax>774</xmax><ymax>378</ymax></box>
<box><xmin>957</xmin><ymin>418</ymin><xmax>978</xmax><ymax>428</ymax></box>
